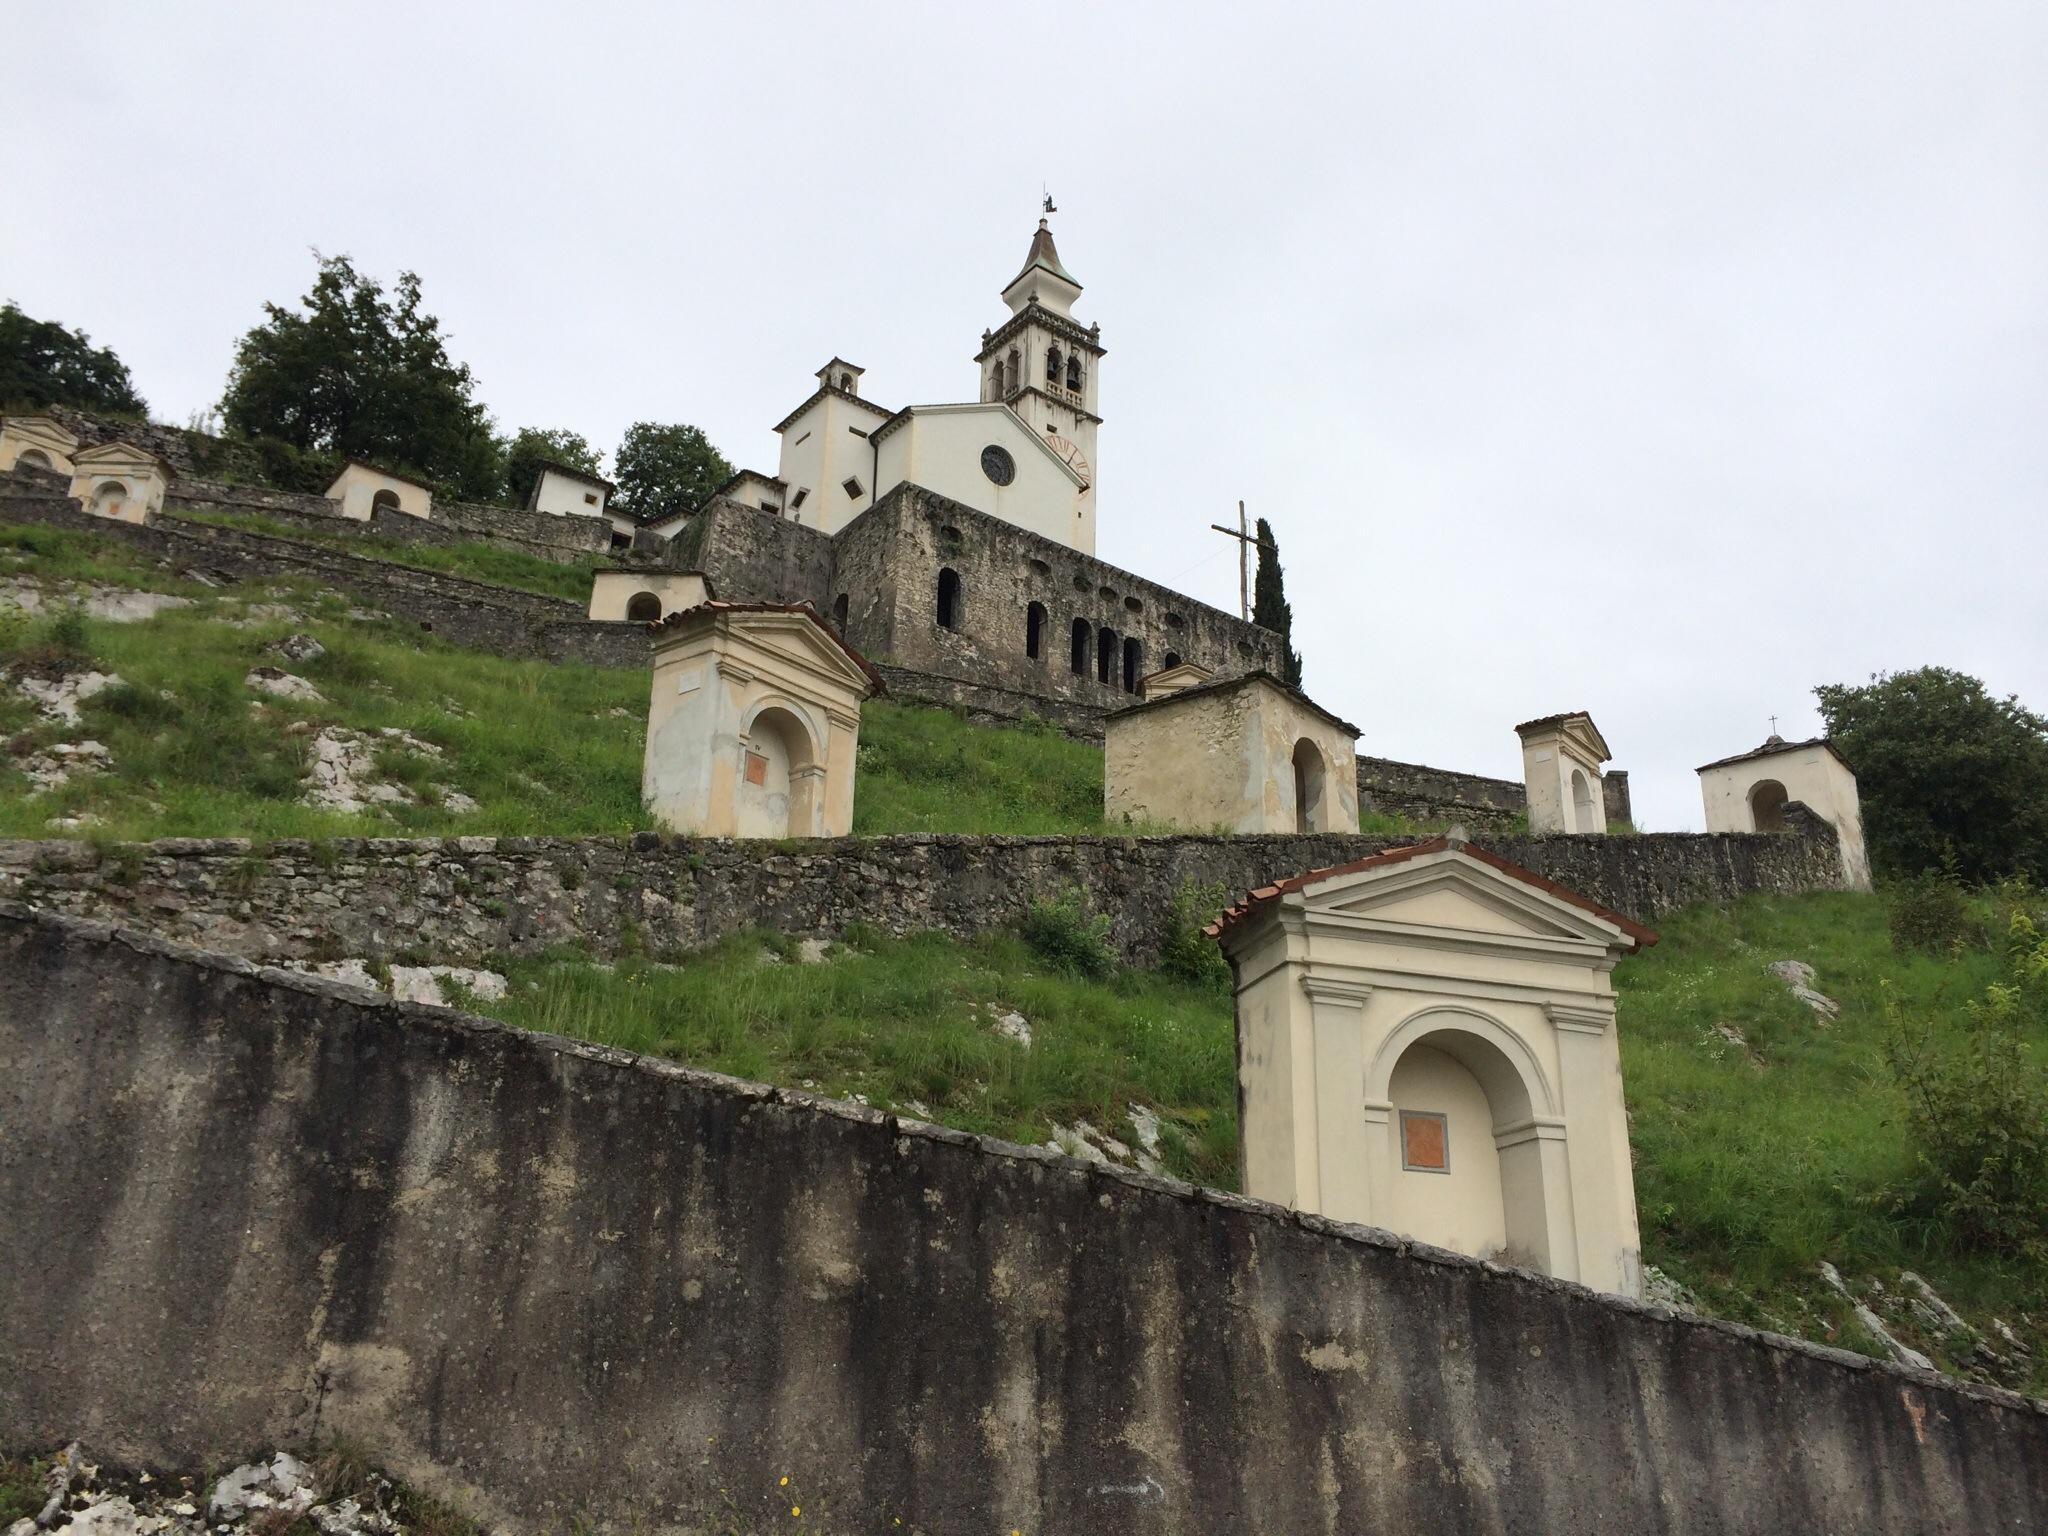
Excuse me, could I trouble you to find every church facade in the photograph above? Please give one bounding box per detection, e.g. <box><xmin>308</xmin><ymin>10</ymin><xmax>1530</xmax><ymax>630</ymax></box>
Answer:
<box><xmin>666</xmin><ymin>219</ymin><xmax>1280</xmax><ymax>729</ymax></box>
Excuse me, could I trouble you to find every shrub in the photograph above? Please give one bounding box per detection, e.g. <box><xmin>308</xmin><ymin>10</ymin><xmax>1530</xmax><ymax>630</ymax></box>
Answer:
<box><xmin>1158</xmin><ymin>880</ymin><xmax>1231</xmax><ymax>989</ymax></box>
<box><xmin>1020</xmin><ymin>888</ymin><xmax>1116</xmax><ymax>979</ymax></box>
<box><xmin>1886</xmin><ymin>869</ymin><xmax>1983</xmax><ymax>955</ymax></box>
<box><xmin>1882</xmin><ymin>928</ymin><xmax>2048</xmax><ymax>1259</ymax></box>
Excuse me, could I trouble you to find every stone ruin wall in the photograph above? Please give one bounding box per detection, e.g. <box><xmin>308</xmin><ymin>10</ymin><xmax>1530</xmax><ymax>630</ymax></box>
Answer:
<box><xmin>833</xmin><ymin>486</ymin><xmax>1284</xmax><ymax>713</ymax></box>
<box><xmin>5</xmin><ymin>904</ymin><xmax>2042</xmax><ymax>1534</ymax></box>
<box><xmin>1</xmin><ymin>810</ymin><xmax>1850</xmax><ymax>972</ymax></box>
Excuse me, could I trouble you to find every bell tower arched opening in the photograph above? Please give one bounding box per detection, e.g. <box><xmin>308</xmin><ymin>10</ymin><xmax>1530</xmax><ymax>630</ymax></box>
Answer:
<box><xmin>1749</xmin><ymin>778</ymin><xmax>1789</xmax><ymax>832</ymax></box>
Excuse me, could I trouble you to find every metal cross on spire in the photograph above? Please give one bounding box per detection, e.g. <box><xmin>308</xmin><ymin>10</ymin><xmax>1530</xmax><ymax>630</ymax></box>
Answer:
<box><xmin>1769</xmin><ymin>714</ymin><xmax>1780</xmax><ymax>735</ymax></box>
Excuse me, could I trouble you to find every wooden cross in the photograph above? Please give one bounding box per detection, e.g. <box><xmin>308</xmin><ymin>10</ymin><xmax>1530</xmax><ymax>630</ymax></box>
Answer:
<box><xmin>1208</xmin><ymin>501</ymin><xmax>1274</xmax><ymax>621</ymax></box>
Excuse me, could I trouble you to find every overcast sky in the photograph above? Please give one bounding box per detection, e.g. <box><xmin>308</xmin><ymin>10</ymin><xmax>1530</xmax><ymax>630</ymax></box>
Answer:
<box><xmin>8</xmin><ymin>2</ymin><xmax>2044</xmax><ymax>829</ymax></box>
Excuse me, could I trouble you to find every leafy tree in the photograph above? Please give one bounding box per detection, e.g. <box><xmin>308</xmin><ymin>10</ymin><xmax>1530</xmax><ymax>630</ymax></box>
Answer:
<box><xmin>1815</xmin><ymin>666</ymin><xmax>2048</xmax><ymax>883</ymax></box>
<box><xmin>505</xmin><ymin>426</ymin><xmax>603</xmax><ymax>509</ymax></box>
<box><xmin>0</xmin><ymin>301</ymin><xmax>147</xmax><ymax>415</ymax></box>
<box><xmin>218</xmin><ymin>254</ymin><xmax>503</xmax><ymax>501</ymax></box>
<box><xmin>612</xmin><ymin>421</ymin><xmax>733</xmax><ymax>522</ymax></box>
<box><xmin>1251</xmin><ymin>516</ymin><xmax>1303</xmax><ymax>687</ymax></box>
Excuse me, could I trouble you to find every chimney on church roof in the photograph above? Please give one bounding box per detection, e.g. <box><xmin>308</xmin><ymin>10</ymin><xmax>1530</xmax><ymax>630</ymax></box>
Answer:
<box><xmin>1002</xmin><ymin>218</ymin><xmax>1083</xmax><ymax>319</ymax></box>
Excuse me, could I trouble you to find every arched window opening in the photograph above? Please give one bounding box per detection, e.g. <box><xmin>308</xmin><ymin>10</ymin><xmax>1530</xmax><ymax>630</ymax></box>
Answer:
<box><xmin>991</xmin><ymin>360</ymin><xmax>1005</xmax><ymax>399</ymax></box>
<box><xmin>625</xmin><ymin>591</ymin><xmax>662</xmax><ymax>623</ymax></box>
<box><xmin>838</xmin><ymin>372</ymin><xmax>852</xmax><ymax>391</ymax></box>
<box><xmin>1163</xmin><ymin>651</ymin><xmax>1182</xmax><ymax>671</ymax></box>
<box><xmin>1749</xmin><ymin>779</ymin><xmax>1789</xmax><ymax>833</ymax></box>
<box><xmin>1097</xmin><ymin>625</ymin><xmax>1116</xmax><ymax>685</ymax></box>
<box><xmin>370</xmin><ymin>488</ymin><xmax>401</xmax><ymax>514</ymax></box>
<box><xmin>832</xmin><ymin>593</ymin><xmax>850</xmax><ymax>633</ymax></box>
<box><xmin>936</xmin><ymin>567</ymin><xmax>962</xmax><ymax>631</ymax></box>
<box><xmin>1026</xmin><ymin>601</ymin><xmax>1046</xmax><ymax>660</ymax></box>
<box><xmin>1066</xmin><ymin>355</ymin><xmax>1083</xmax><ymax>391</ymax></box>
<box><xmin>1046</xmin><ymin>346</ymin><xmax>1063</xmax><ymax>382</ymax></box>
<box><xmin>1293</xmin><ymin>739</ymin><xmax>1327</xmax><ymax>834</ymax></box>
<box><xmin>1070</xmin><ymin>617</ymin><xmax>1091</xmax><ymax>675</ymax></box>
<box><xmin>1122</xmin><ymin>635</ymin><xmax>1142</xmax><ymax>693</ymax></box>
<box><xmin>90</xmin><ymin>479</ymin><xmax>128</xmax><ymax>517</ymax></box>
<box><xmin>1570</xmin><ymin>769</ymin><xmax>1597</xmax><ymax>833</ymax></box>
<box><xmin>1006</xmin><ymin>348</ymin><xmax>1020</xmax><ymax>392</ymax></box>
<box><xmin>17</xmin><ymin>449</ymin><xmax>50</xmax><ymax>470</ymax></box>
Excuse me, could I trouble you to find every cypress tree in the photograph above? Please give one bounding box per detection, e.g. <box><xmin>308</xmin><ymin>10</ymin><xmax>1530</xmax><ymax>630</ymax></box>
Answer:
<box><xmin>1251</xmin><ymin>517</ymin><xmax>1304</xmax><ymax>687</ymax></box>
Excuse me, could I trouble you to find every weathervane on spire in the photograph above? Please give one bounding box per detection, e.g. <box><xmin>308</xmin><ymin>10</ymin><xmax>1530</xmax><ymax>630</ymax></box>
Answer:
<box><xmin>1042</xmin><ymin>188</ymin><xmax>1057</xmax><ymax>217</ymax></box>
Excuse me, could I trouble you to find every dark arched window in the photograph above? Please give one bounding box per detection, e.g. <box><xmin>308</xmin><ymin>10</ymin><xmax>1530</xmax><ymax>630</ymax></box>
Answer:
<box><xmin>371</xmin><ymin>488</ymin><xmax>401</xmax><ymax>515</ymax></box>
<box><xmin>1122</xmin><ymin>636</ymin><xmax>1142</xmax><ymax>693</ymax></box>
<box><xmin>1163</xmin><ymin>651</ymin><xmax>1182</xmax><ymax>671</ymax></box>
<box><xmin>1046</xmin><ymin>346</ymin><xmax>1062</xmax><ymax>382</ymax></box>
<box><xmin>991</xmin><ymin>360</ymin><xmax>1005</xmax><ymax>399</ymax></box>
<box><xmin>1007</xmin><ymin>347</ymin><xmax>1020</xmax><ymax>390</ymax></box>
<box><xmin>936</xmin><ymin>567</ymin><xmax>962</xmax><ymax>630</ymax></box>
<box><xmin>838</xmin><ymin>372</ymin><xmax>852</xmax><ymax>390</ymax></box>
<box><xmin>832</xmin><ymin>593</ymin><xmax>850</xmax><ymax>633</ymax></box>
<box><xmin>625</xmin><ymin>591</ymin><xmax>662</xmax><ymax>623</ymax></box>
<box><xmin>1097</xmin><ymin>625</ymin><xmax>1116</xmax><ymax>684</ymax></box>
<box><xmin>1026</xmin><ymin>601</ymin><xmax>1046</xmax><ymax>660</ymax></box>
<box><xmin>1066</xmin><ymin>355</ymin><xmax>1083</xmax><ymax>391</ymax></box>
<box><xmin>1070</xmin><ymin>617</ymin><xmax>1091</xmax><ymax>675</ymax></box>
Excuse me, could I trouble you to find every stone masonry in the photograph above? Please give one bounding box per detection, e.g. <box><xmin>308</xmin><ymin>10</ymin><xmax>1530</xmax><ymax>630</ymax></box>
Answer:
<box><xmin>1</xmin><ymin>809</ymin><xmax>1848</xmax><ymax>970</ymax></box>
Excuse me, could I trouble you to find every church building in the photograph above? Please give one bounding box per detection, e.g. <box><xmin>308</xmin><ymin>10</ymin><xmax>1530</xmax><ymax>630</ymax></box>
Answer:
<box><xmin>728</xmin><ymin>218</ymin><xmax>1102</xmax><ymax>555</ymax></box>
<box><xmin>666</xmin><ymin>217</ymin><xmax>1282</xmax><ymax>733</ymax></box>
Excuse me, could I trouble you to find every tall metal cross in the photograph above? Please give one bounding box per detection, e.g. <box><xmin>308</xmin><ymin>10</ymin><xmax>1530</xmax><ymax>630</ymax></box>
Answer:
<box><xmin>1208</xmin><ymin>500</ymin><xmax>1273</xmax><ymax>621</ymax></box>
<box><xmin>1769</xmin><ymin>714</ymin><xmax>1780</xmax><ymax>735</ymax></box>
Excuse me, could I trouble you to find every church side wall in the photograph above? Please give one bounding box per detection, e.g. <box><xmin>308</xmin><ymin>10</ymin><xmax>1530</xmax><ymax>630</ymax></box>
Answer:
<box><xmin>1</xmin><ymin>812</ymin><xmax>1850</xmax><ymax>972</ymax></box>
<box><xmin>834</xmin><ymin>485</ymin><xmax>1283</xmax><ymax>712</ymax></box>
<box><xmin>5</xmin><ymin>904</ymin><xmax>2042</xmax><ymax>1535</ymax></box>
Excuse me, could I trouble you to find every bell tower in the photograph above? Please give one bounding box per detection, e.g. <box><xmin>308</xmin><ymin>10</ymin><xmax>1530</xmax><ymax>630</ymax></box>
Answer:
<box><xmin>975</xmin><ymin>216</ymin><xmax>1103</xmax><ymax>521</ymax></box>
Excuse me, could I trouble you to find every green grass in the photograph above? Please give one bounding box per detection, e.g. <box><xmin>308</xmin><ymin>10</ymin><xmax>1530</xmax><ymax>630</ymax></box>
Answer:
<box><xmin>0</xmin><ymin>525</ymin><xmax>1109</xmax><ymax>839</ymax></box>
<box><xmin>172</xmin><ymin>506</ymin><xmax>602</xmax><ymax>601</ymax></box>
<box><xmin>852</xmin><ymin>698</ymin><xmax>1104</xmax><ymax>834</ymax></box>
<box><xmin>1616</xmin><ymin>887</ymin><xmax>2046</xmax><ymax>1374</ymax></box>
<box><xmin>463</xmin><ymin>884</ymin><xmax>2048</xmax><ymax>1388</ymax></box>
<box><xmin>475</xmin><ymin>925</ymin><xmax>1242</xmax><ymax>1187</ymax></box>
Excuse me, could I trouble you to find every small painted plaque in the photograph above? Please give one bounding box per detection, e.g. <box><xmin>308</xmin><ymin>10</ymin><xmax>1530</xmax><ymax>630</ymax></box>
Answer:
<box><xmin>743</xmin><ymin>750</ymin><xmax>768</xmax><ymax>786</ymax></box>
<box><xmin>1400</xmin><ymin>1110</ymin><xmax>1449</xmax><ymax>1173</ymax></box>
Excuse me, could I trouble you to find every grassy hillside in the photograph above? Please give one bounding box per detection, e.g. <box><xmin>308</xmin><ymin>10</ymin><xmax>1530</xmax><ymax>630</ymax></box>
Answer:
<box><xmin>0</xmin><ymin>523</ymin><xmax>1108</xmax><ymax>839</ymax></box>
<box><xmin>452</xmin><ymin>885</ymin><xmax>2048</xmax><ymax>1391</ymax></box>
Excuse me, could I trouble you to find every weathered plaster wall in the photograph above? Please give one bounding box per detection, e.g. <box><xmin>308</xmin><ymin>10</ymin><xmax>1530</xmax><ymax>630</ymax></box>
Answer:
<box><xmin>1</xmin><ymin>811</ymin><xmax>1850</xmax><ymax>970</ymax></box>
<box><xmin>4</xmin><ymin>906</ymin><xmax>2043</xmax><ymax>1534</ymax></box>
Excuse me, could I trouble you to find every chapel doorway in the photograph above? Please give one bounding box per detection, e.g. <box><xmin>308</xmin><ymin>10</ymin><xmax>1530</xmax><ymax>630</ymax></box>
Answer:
<box><xmin>1749</xmin><ymin>779</ymin><xmax>1789</xmax><ymax>832</ymax></box>
<box><xmin>1570</xmin><ymin>768</ymin><xmax>1597</xmax><ymax>832</ymax></box>
<box><xmin>735</xmin><ymin>706</ymin><xmax>815</xmax><ymax>838</ymax></box>
<box><xmin>1292</xmin><ymin>739</ymin><xmax>1326</xmax><ymax>833</ymax></box>
<box><xmin>1381</xmin><ymin>1022</ymin><xmax>1556</xmax><ymax>1272</ymax></box>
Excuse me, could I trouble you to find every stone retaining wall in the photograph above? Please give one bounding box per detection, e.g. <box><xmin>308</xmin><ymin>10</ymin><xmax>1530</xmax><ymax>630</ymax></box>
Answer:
<box><xmin>2</xmin><ymin>493</ymin><xmax>584</xmax><ymax>656</ymax></box>
<box><xmin>4</xmin><ymin>905</ymin><xmax>2041</xmax><ymax>1534</ymax></box>
<box><xmin>0</xmin><ymin>811</ymin><xmax>1849</xmax><ymax>969</ymax></box>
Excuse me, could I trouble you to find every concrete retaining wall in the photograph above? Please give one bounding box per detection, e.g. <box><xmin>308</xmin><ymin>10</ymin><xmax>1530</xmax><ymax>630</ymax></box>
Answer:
<box><xmin>0</xmin><ymin>811</ymin><xmax>1850</xmax><ymax>969</ymax></box>
<box><xmin>3</xmin><ymin>905</ymin><xmax>2041</xmax><ymax>1533</ymax></box>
